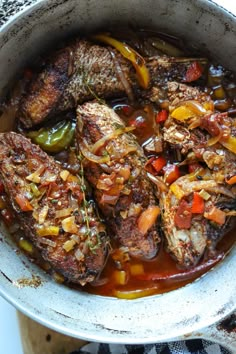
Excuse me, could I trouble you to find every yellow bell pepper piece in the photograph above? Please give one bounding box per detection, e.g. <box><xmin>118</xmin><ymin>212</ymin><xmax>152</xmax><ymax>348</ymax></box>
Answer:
<box><xmin>113</xmin><ymin>287</ymin><xmax>158</xmax><ymax>300</ymax></box>
<box><xmin>220</xmin><ymin>135</ymin><xmax>236</xmax><ymax>154</ymax></box>
<box><xmin>93</xmin><ymin>34</ymin><xmax>150</xmax><ymax>89</ymax></box>
<box><xmin>171</xmin><ymin>105</ymin><xmax>196</xmax><ymax>121</ymax></box>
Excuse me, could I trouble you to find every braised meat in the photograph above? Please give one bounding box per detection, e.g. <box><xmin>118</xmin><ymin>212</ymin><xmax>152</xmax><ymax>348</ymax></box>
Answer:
<box><xmin>0</xmin><ymin>132</ymin><xmax>108</xmax><ymax>285</ymax></box>
<box><xmin>76</xmin><ymin>102</ymin><xmax>161</xmax><ymax>259</ymax></box>
<box><xmin>18</xmin><ymin>39</ymin><xmax>202</xmax><ymax>128</ymax></box>
<box><xmin>159</xmin><ymin>173</ymin><xmax>235</xmax><ymax>267</ymax></box>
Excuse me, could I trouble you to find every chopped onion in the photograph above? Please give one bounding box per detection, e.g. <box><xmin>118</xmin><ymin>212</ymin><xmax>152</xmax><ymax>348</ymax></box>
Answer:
<box><xmin>100</xmin><ymin>193</ymin><xmax>119</xmax><ymax>205</ymax></box>
<box><xmin>36</xmin><ymin>225</ymin><xmax>59</xmax><ymax>237</ymax></box>
<box><xmin>61</xmin><ymin>216</ymin><xmax>78</xmax><ymax>233</ymax></box>
<box><xmin>118</xmin><ymin>166</ymin><xmax>131</xmax><ymax>180</ymax></box>
<box><xmin>38</xmin><ymin>205</ymin><xmax>49</xmax><ymax>225</ymax></box>
<box><xmin>60</xmin><ymin>170</ymin><xmax>70</xmax><ymax>181</ymax></box>
<box><xmin>63</xmin><ymin>239</ymin><xmax>76</xmax><ymax>252</ymax></box>
<box><xmin>75</xmin><ymin>248</ymin><xmax>84</xmax><ymax>262</ymax></box>
<box><xmin>198</xmin><ymin>189</ymin><xmax>211</xmax><ymax>201</ymax></box>
<box><xmin>55</xmin><ymin>207</ymin><xmax>73</xmax><ymax>219</ymax></box>
<box><xmin>71</xmin><ymin>234</ymin><xmax>81</xmax><ymax>244</ymax></box>
<box><xmin>38</xmin><ymin>238</ymin><xmax>57</xmax><ymax>248</ymax></box>
<box><xmin>26</xmin><ymin>165</ymin><xmax>45</xmax><ymax>183</ymax></box>
<box><xmin>128</xmin><ymin>203</ymin><xmax>142</xmax><ymax>217</ymax></box>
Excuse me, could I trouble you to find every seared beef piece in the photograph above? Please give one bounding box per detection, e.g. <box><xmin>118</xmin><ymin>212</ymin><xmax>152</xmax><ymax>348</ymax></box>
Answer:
<box><xmin>18</xmin><ymin>40</ymin><xmax>200</xmax><ymax>128</ymax></box>
<box><xmin>0</xmin><ymin>132</ymin><xmax>108</xmax><ymax>285</ymax></box>
<box><xmin>76</xmin><ymin>102</ymin><xmax>161</xmax><ymax>260</ymax></box>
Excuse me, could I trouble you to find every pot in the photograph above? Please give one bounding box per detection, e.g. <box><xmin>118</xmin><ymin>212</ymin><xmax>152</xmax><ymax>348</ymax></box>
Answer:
<box><xmin>0</xmin><ymin>0</ymin><xmax>236</xmax><ymax>351</ymax></box>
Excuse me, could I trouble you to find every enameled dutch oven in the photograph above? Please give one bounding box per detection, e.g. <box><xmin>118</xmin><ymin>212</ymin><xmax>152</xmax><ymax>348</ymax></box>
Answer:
<box><xmin>0</xmin><ymin>0</ymin><xmax>236</xmax><ymax>351</ymax></box>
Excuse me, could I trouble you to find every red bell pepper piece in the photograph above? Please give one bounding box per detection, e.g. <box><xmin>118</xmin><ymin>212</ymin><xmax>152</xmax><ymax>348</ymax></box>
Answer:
<box><xmin>192</xmin><ymin>192</ymin><xmax>205</xmax><ymax>214</ymax></box>
<box><xmin>151</xmin><ymin>156</ymin><xmax>167</xmax><ymax>173</ymax></box>
<box><xmin>156</xmin><ymin>109</ymin><xmax>168</xmax><ymax>123</ymax></box>
<box><xmin>163</xmin><ymin>164</ymin><xmax>180</xmax><ymax>184</ymax></box>
<box><xmin>185</xmin><ymin>61</ymin><xmax>203</xmax><ymax>83</ymax></box>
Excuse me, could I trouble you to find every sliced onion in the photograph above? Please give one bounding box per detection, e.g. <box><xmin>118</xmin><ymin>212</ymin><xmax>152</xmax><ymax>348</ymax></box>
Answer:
<box><xmin>179</xmin><ymin>100</ymin><xmax>207</xmax><ymax>115</ymax></box>
<box><xmin>80</xmin><ymin>140</ymin><xmax>110</xmax><ymax>164</ymax></box>
<box><xmin>75</xmin><ymin>248</ymin><xmax>84</xmax><ymax>262</ymax></box>
<box><xmin>110</xmin><ymin>49</ymin><xmax>134</xmax><ymax>102</ymax></box>
<box><xmin>147</xmin><ymin>172</ymin><xmax>168</xmax><ymax>192</ymax></box>
<box><xmin>207</xmin><ymin>131</ymin><xmax>223</xmax><ymax>146</ymax></box>
<box><xmin>91</xmin><ymin>126</ymin><xmax>135</xmax><ymax>154</ymax></box>
<box><xmin>26</xmin><ymin>165</ymin><xmax>45</xmax><ymax>183</ymax></box>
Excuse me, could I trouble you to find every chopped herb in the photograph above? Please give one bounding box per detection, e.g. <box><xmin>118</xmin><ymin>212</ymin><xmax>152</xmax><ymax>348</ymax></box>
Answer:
<box><xmin>51</xmin><ymin>199</ymin><xmax>58</xmax><ymax>204</ymax></box>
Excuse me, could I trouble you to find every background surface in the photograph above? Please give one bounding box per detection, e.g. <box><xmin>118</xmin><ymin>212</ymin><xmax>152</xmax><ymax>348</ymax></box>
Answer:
<box><xmin>0</xmin><ymin>1</ymin><xmax>235</xmax><ymax>353</ymax></box>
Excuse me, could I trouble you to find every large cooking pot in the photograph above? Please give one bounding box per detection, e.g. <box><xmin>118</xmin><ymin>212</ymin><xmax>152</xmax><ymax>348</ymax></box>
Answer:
<box><xmin>0</xmin><ymin>0</ymin><xmax>236</xmax><ymax>351</ymax></box>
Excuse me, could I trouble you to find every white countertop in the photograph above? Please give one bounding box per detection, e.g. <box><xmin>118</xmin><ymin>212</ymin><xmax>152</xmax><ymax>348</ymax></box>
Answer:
<box><xmin>0</xmin><ymin>1</ymin><xmax>235</xmax><ymax>354</ymax></box>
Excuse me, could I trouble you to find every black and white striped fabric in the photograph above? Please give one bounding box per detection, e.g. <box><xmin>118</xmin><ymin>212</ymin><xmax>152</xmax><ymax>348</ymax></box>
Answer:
<box><xmin>70</xmin><ymin>340</ymin><xmax>231</xmax><ymax>354</ymax></box>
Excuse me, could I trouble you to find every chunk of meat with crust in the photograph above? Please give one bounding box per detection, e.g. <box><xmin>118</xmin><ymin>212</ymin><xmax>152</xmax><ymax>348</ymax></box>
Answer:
<box><xmin>18</xmin><ymin>39</ymin><xmax>203</xmax><ymax>128</ymax></box>
<box><xmin>0</xmin><ymin>132</ymin><xmax>108</xmax><ymax>285</ymax></box>
<box><xmin>76</xmin><ymin>102</ymin><xmax>161</xmax><ymax>260</ymax></box>
<box><xmin>159</xmin><ymin>173</ymin><xmax>235</xmax><ymax>267</ymax></box>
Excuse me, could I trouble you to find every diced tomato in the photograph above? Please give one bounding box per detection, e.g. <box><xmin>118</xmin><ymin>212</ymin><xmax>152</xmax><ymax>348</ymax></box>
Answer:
<box><xmin>129</xmin><ymin>115</ymin><xmax>146</xmax><ymax>128</ymax></box>
<box><xmin>163</xmin><ymin>164</ymin><xmax>180</xmax><ymax>184</ymax></box>
<box><xmin>1</xmin><ymin>209</ymin><xmax>14</xmax><ymax>225</ymax></box>
<box><xmin>191</xmin><ymin>192</ymin><xmax>205</xmax><ymax>214</ymax></box>
<box><xmin>185</xmin><ymin>61</ymin><xmax>203</xmax><ymax>83</ymax></box>
<box><xmin>15</xmin><ymin>195</ymin><xmax>33</xmax><ymax>212</ymax></box>
<box><xmin>174</xmin><ymin>199</ymin><xmax>192</xmax><ymax>229</ymax></box>
<box><xmin>156</xmin><ymin>109</ymin><xmax>168</xmax><ymax>123</ymax></box>
<box><xmin>0</xmin><ymin>181</ymin><xmax>4</xmax><ymax>194</ymax></box>
<box><xmin>188</xmin><ymin>162</ymin><xmax>202</xmax><ymax>173</ymax></box>
<box><xmin>151</xmin><ymin>156</ymin><xmax>167</xmax><ymax>173</ymax></box>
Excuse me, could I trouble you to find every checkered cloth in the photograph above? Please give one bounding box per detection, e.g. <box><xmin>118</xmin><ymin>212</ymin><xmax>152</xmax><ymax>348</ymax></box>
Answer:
<box><xmin>0</xmin><ymin>2</ymin><xmax>234</xmax><ymax>354</ymax></box>
<box><xmin>70</xmin><ymin>340</ymin><xmax>231</xmax><ymax>354</ymax></box>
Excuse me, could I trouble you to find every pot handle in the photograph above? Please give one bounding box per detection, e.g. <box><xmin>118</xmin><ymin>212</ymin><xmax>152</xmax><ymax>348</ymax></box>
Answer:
<box><xmin>189</xmin><ymin>312</ymin><xmax>236</xmax><ymax>352</ymax></box>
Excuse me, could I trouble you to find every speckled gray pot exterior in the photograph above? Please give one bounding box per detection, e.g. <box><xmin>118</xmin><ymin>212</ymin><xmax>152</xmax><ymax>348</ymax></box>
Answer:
<box><xmin>0</xmin><ymin>0</ymin><xmax>236</xmax><ymax>350</ymax></box>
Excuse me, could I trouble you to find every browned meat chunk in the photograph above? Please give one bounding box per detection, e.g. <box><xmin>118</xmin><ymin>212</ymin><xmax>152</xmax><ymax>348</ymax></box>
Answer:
<box><xmin>18</xmin><ymin>40</ymin><xmax>200</xmax><ymax>128</ymax></box>
<box><xmin>76</xmin><ymin>102</ymin><xmax>161</xmax><ymax>259</ymax></box>
<box><xmin>0</xmin><ymin>132</ymin><xmax>108</xmax><ymax>285</ymax></box>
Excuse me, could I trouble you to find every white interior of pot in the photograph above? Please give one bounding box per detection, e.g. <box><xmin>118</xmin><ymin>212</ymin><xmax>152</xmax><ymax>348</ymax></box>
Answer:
<box><xmin>0</xmin><ymin>0</ymin><xmax>235</xmax><ymax>343</ymax></box>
